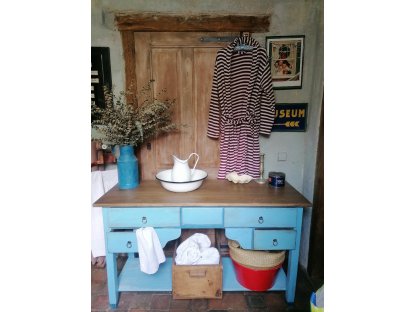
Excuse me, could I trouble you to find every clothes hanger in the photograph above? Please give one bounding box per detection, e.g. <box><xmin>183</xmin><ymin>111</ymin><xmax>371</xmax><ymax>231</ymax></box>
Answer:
<box><xmin>234</xmin><ymin>32</ymin><xmax>254</xmax><ymax>52</ymax></box>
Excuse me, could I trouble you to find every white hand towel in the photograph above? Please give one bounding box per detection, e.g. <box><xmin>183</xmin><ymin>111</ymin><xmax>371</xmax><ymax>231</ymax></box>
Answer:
<box><xmin>175</xmin><ymin>233</ymin><xmax>220</xmax><ymax>265</ymax></box>
<box><xmin>91</xmin><ymin>169</ymin><xmax>118</xmax><ymax>258</ymax></box>
<box><xmin>178</xmin><ymin>233</ymin><xmax>211</xmax><ymax>250</ymax></box>
<box><xmin>175</xmin><ymin>241</ymin><xmax>201</xmax><ymax>265</ymax></box>
<box><xmin>197</xmin><ymin>247</ymin><xmax>220</xmax><ymax>265</ymax></box>
<box><xmin>136</xmin><ymin>227</ymin><xmax>166</xmax><ymax>274</ymax></box>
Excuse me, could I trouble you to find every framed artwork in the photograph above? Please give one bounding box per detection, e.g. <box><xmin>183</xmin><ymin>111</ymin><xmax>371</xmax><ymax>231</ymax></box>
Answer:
<box><xmin>266</xmin><ymin>35</ymin><xmax>305</xmax><ymax>89</ymax></box>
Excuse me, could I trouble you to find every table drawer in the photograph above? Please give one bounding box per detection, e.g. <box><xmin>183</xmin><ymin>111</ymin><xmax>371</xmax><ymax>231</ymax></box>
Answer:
<box><xmin>107</xmin><ymin>207</ymin><xmax>180</xmax><ymax>228</ymax></box>
<box><xmin>107</xmin><ymin>232</ymin><xmax>138</xmax><ymax>253</ymax></box>
<box><xmin>107</xmin><ymin>228</ymin><xmax>181</xmax><ymax>252</ymax></box>
<box><xmin>253</xmin><ymin>229</ymin><xmax>297</xmax><ymax>250</ymax></box>
<box><xmin>224</xmin><ymin>207</ymin><xmax>297</xmax><ymax>228</ymax></box>
<box><xmin>172</xmin><ymin>229</ymin><xmax>222</xmax><ymax>299</ymax></box>
<box><xmin>181</xmin><ymin>207</ymin><xmax>223</xmax><ymax>227</ymax></box>
<box><xmin>172</xmin><ymin>261</ymin><xmax>222</xmax><ymax>299</ymax></box>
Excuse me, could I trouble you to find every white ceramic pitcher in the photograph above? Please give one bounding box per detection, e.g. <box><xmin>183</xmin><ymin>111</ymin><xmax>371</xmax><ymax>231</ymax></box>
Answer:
<box><xmin>171</xmin><ymin>153</ymin><xmax>199</xmax><ymax>182</ymax></box>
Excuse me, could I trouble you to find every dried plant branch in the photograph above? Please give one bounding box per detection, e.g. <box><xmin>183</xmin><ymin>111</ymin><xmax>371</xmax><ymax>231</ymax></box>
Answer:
<box><xmin>91</xmin><ymin>81</ymin><xmax>177</xmax><ymax>147</ymax></box>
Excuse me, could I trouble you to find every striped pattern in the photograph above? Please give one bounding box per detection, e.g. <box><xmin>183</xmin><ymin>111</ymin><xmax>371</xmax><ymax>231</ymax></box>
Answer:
<box><xmin>207</xmin><ymin>36</ymin><xmax>276</xmax><ymax>179</ymax></box>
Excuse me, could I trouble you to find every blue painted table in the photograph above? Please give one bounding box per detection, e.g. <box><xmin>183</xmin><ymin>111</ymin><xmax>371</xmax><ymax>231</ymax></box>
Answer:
<box><xmin>94</xmin><ymin>179</ymin><xmax>311</xmax><ymax>309</ymax></box>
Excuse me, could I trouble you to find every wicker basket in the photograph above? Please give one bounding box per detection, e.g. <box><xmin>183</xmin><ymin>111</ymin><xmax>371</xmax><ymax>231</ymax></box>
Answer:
<box><xmin>228</xmin><ymin>240</ymin><xmax>285</xmax><ymax>269</ymax></box>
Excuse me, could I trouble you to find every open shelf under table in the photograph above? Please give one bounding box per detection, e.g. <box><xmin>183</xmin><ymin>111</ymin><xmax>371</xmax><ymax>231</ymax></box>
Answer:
<box><xmin>118</xmin><ymin>256</ymin><xmax>287</xmax><ymax>292</ymax></box>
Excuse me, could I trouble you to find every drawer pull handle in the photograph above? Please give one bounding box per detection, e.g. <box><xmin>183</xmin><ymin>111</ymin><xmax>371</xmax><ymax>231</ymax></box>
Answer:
<box><xmin>126</xmin><ymin>241</ymin><xmax>132</xmax><ymax>248</ymax></box>
<box><xmin>189</xmin><ymin>270</ymin><xmax>206</xmax><ymax>278</ymax></box>
<box><xmin>258</xmin><ymin>216</ymin><xmax>264</xmax><ymax>224</ymax></box>
<box><xmin>142</xmin><ymin>216</ymin><xmax>147</xmax><ymax>224</ymax></box>
<box><xmin>273</xmin><ymin>239</ymin><xmax>278</xmax><ymax>246</ymax></box>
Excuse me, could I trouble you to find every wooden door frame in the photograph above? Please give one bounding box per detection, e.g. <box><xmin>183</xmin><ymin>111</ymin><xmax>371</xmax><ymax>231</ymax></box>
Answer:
<box><xmin>115</xmin><ymin>13</ymin><xmax>270</xmax><ymax>105</ymax></box>
<box><xmin>307</xmin><ymin>93</ymin><xmax>324</xmax><ymax>280</ymax></box>
<box><xmin>115</xmin><ymin>13</ymin><xmax>270</xmax><ymax>177</ymax></box>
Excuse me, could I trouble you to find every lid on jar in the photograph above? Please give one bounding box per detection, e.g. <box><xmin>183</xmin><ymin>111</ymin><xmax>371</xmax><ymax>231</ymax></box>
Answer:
<box><xmin>269</xmin><ymin>171</ymin><xmax>285</xmax><ymax>178</ymax></box>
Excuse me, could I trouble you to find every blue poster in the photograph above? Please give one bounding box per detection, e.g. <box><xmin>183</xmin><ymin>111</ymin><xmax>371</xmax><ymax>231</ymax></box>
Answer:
<box><xmin>272</xmin><ymin>103</ymin><xmax>308</xmax><ymax>132</ymax></box>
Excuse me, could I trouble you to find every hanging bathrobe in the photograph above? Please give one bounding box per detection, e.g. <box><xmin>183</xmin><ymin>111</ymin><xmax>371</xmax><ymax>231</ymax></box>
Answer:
<box><xmin>207</xmin><ymin>36</ymin><xmax>276</xmax><ymax>179</ymax></box>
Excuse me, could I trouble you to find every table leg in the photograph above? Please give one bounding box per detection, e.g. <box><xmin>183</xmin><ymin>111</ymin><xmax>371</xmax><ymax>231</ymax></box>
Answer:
<box><xmin>105</xmin><ymin>252</ymin><xmax>119</xmax><ymax>308</ymax></box>
<box><xmin>102</xmin><ymin>209</ymin><xmax>119</xmax><ymax>308</ymax></box>
<box><xmin>285</xmin><ymin>208</ymin><xmax>303</xmax><ymax>303</ymax></box>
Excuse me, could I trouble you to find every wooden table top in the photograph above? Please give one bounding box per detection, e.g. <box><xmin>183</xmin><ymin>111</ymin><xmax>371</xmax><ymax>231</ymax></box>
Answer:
<box><xmin>93</xmin><ymin>179</ymin><xmax>311</xmax><ymax>208</ymax></box>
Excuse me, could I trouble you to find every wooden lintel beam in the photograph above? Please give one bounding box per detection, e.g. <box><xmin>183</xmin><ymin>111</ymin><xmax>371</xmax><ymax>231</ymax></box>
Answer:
<box><xmin>115</xmin><ymin>13</ymin><xmax>270</xmax><ymax>32</ymax></box>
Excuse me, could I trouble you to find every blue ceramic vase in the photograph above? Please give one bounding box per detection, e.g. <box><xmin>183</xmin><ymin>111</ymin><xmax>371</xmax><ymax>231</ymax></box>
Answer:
<box><xmin>117</xmin><ymin>145</ymin><xmax>139</xmax><ymax>189</ymax></box>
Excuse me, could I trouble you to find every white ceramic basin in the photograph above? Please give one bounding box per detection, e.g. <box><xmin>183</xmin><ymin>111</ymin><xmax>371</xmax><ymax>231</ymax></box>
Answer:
<box><xmin>155</xmin><ymin>169</ymin><xmax>208</xmax><ymax>192</ymax></box>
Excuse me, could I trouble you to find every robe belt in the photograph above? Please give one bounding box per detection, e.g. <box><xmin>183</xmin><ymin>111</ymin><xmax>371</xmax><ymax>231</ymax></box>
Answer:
<box><xmin>221</xmin><ymin>115</ymin><xmax>258</xmax><ymax>135</ymax></box>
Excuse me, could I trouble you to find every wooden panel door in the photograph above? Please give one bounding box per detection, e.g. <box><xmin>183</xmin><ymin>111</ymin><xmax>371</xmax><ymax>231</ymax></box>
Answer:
<box><xmin>134</xmin><ymin>32</ymin><xmax>238</xmax><ymax>180</ymax></box>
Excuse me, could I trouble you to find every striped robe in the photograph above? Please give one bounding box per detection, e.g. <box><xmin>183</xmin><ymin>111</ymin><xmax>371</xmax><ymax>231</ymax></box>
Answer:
<box><xmin>207</xmin><ymin>36</ymin><xmax>275</xmax><ymax>179</ymax></box>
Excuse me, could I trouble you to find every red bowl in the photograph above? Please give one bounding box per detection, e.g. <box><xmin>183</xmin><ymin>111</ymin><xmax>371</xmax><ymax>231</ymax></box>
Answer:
<box><xmin>231</xmin><ymin>258</ymin><xmax>282</xmax><ymax>291</ymax></box>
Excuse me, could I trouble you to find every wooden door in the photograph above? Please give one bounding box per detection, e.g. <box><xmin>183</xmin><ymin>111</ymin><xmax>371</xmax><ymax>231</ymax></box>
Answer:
<box><xmin>134</xmin><ymin>32</ymin><xmax>238</xmax><ymax>180</ymax></box>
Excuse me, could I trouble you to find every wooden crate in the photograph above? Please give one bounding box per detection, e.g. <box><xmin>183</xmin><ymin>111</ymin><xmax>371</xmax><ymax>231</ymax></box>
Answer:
<box><xmin>172</xmin><ymin>229</ymin><xmax>223</xmax><ymax>299</ymax></box>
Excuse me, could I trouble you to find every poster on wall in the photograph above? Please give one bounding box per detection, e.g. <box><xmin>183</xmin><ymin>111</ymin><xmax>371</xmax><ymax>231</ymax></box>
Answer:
<box><xmin>91</xmin><ymin>47</ymin><xmax>112</xmax><ymax>122</ymax></box>
<box><xmin>266</xmin><ymin>35</ymin><xmax>305</xmax><ymax>90</ymax></box>
<box><xmin>272</xmin><ymin>103</ymin><xmax>308</xmax><ymax>132</ymax></box>
<box><xmin>91</xmin><ymin>47</ymin><xmax>112</xmax><ymax>109</ymax></box>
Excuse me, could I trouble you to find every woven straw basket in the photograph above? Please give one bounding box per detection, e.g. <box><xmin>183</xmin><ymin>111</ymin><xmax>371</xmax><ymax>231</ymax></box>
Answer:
<box><xmin>228</xmin><ymin>240</ymin><xmax>285</xmax><ymax>270</ymax></box>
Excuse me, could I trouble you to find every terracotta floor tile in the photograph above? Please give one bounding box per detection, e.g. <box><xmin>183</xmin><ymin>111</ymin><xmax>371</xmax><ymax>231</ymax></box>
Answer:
<box><xmin>91</xmin><ymin>267</ymin><xmax>107</xmax><ymax>283</ymax></box>
<box><xmin>170</xmin><ymin>298</ymin><xmax>191</xmax><ymax>310</ymax></box>
<box><xmin>124</xmin><ymin>292</ymin><xmax>152</xmax><ymax>309</ymax></box>
<box><xmin>189</xmin><ymin>299</ymin><xmax>209</xmax><ymax>311</ymax></box>
<box><xmin>208</xmin><ymin>292</ymin><xmax>247</xmax><ymax>310</ymax></box>
<box><xmin>245</xmin><ymin>294</ymin><xmax>266</xmax><ymax>309</ymax></box>
<box><xmin>91</xmin><ymin>294</ymin><xmax>108</xmax><ymax>310</ymax></box>
<box><xmin>91</xmin><ymin>260</ymin><xmax>320</xmax><ymax>311</ymax></box>
<box><xmin>263</xmin><ymin>292</ymin><xmax>288</xmax><ymax>309</ymax></box>
<box><xmin>91</xmin><ymin>280</ymin><xmax>108</xmax><ymax>295</ymax></box>
<box><xmin>150</xmin><ymin>293</ymin><xmax>171</xmax><ymax>310</ymax></box>
<box><xmin>116</xmin><ymin>292</ymin><xmax>138</xmax><ymax>309</ymax></box>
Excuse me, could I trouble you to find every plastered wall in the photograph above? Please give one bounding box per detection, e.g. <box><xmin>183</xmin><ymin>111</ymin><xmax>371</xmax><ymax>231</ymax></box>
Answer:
<box><xmin>91</xmin><ymin>0</ymin><xmax>324</xmax><ymax>269</ymax></box>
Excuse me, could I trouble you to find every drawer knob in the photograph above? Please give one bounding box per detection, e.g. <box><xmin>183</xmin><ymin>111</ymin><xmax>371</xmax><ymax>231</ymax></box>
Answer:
<box><xmin>258</xmin><ymin>216</ymin><xmax>264</xmax><ymax>224</ymax></box>
<box><xmin>126</xmin><ymin>241</ymin><xmax>132</xmax><ymax>248</ymax></box>
<box><xmin>142</xmin><ymin>216</ymin><xmax>147</xmax><ymax>224</ymax></box>
<box><xmin>273</xmin><ymin>239</ymin><xmax>278</xmax><ymax>246</ymax></box>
